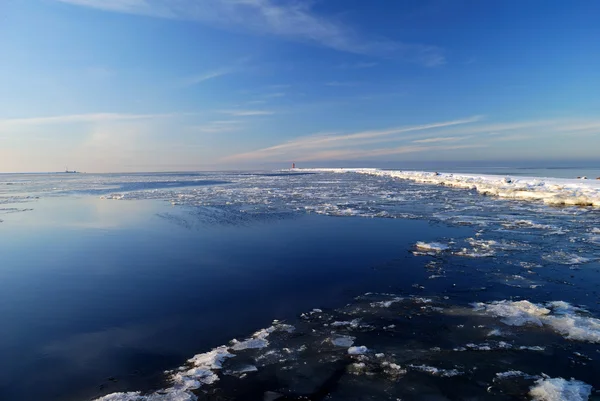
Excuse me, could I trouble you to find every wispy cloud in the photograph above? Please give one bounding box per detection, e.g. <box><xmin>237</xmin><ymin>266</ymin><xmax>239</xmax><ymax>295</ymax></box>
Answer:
<box><xmin>0</xmin><ymin>112</ymin><xmax>182</xmax><ymax>128</ymax></box>
<box><xmin>219</xmin><ymin>109</ymin><xmax>274</xmax><ymax>117</ymax></box>
<box><xmin>298</xmin><ymin>144</ymin><xmax>486</xmax><ymax>161</ymax></box>
<box><xmin>222</xmin><ymin>116</ymin><xmax>600</xmax><ymax>163</ymax></box>
<box><xmin>412</xmin><ymin>136</ymin><xmax>469</xmax><ymax>144</ymax></box>
<box><xmin>55</xmin><ymin>0</ymin><xmax>445</xmax><ymax>66</ymax></box>
<box><xmin>180</xmin><ymin>68</ymin><xmax>231</xmax><ymax>87</ymax></box>
<box><xmin>223</xmin><ymin>116</ymin><xmax>482</xmax><ymax>162</ymax></box>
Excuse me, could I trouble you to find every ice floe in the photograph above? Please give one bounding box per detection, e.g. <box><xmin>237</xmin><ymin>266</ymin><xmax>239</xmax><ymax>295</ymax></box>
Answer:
<box><xmin>302</xmin><ymin>168</ymin><xmax>600</xmax><ymax>207</ymax></box>
<box><xmin>408</xmin><ymin>364</ymin><xmax>463</xmax><ymax>377</ymax></box>
<box><xmin>473</xmin><ymin>300</ymin><xmax>600</xmax><ymax>342</ymax></box>
<box><xmin>415</xmin><ymin>241</ymin><xmax>450</xmax><ymax>252</ymax></box>
<box><xmin>529</xmin><ymin>377</ymin><xmax>593</xmax><ymax>401</ymax></box>
<box><xmin>348</xmin><ymin>346</ymin><xmax>369</xmax><ymax>355</ymax></box>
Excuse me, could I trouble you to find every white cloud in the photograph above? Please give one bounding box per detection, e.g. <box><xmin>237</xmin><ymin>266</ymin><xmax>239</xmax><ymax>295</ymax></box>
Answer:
<box><xmin>0</xmin><ymin>112</ymin><xmax>181</xmax><ymax>129</ymax></box>
<box><xmin>297</xmin><ymin>144</ymin><xmax>486</xmax><ymax>161</ymax></box>
<box><xmin>180</xmin><ymin>69</ymin><xmax>231</xmax><ymax>87</ymax></box>
<box><xmin>221</xmin><ymin>116</ymin><xmax>600</xmax><ymax>164</ymax></box>
<box><xmin>55</xmin><ymin>0</ymin><xmax>445</xmax><ymax>66</ymax></box>
<box><xmin>223</xmin><ymin>116</ymin><xmax>482</xmax><ymax>162</ymax></box>
<box><xmin>412</xmin><ymin>136</ymin><xmax>469</xmax><ymax>144</ymax></box>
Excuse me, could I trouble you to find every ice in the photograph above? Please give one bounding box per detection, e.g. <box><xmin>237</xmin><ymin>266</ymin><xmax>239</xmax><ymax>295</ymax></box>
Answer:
<box><xmin>92</xmin><ymin>323</ymin><xmax>296</xmax><ymax>401</ymax></box>
<box><xmin>231</xmin><ymin>323</ymin><xmax>295</xmax><ymax>350</ymax></box>
<box><xmin>330</xmin><ymin>335</ymin><xmax>355</xmax><ymax>347</ymax></box>
<box><xmin>348</xmin><ymin>346</ymin><xmax>368</xmax><ymax>355</ymax></box>
<box><xmin>370</xmin><ymin>297</ymin><xmax>403</xmax><ymax>308</ymax></box>
<box><xmin>543</xmin><ymin>252</ymin><xmax>595</xmax><ymax>266</ymax></box>
<box><xmin>529</xmin><ymin>377</ymin><xmax>592</xmax><ymax>401</ymax></box>
<box><xmin>303</xmin><ymin>168</ymin><xmax>600</xmax><ymax>207</ymax></box>
<box><xmin>495</xmin><ymin>370</ymin><xmax>539</xmax><ymax>380</ymax></box>
<box><xmin>170</xmin><ymin>346</ymin><xmax>234</xmax><ymax>390</ymax></box>
<box><xmin>331</xmin><ymin>319</ymin><xmax>361</xmax><ymax>328</ymax></box>
<box><xmin>415</xmin><ymin>241</ymin><xmax>449</xmax><ymax>252</ymax></box>
<box><xmin>474</xmin><ymin>300</ymin><xmax>600</xmax><ymax>342</ymax></box>
<box><xmin>408</xmin><ymin>364</ymin><xmax>463</xmax><ymax>377</ymax></box>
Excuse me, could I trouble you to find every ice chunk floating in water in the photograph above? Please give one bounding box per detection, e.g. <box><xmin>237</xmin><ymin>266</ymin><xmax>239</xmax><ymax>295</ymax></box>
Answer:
<box><xmin>529</xmin><ymin>377</ymin><xmax>592</xmax><ymax>401</ymax></box>
<box><xmin>473</xmin><ymin>300</ymin><xmax>600</xmax><ymax>343</ymax></box>
<box><xmin>415</xmin><ymin>241</ymin><xmax>449</xmax><ymax>252</ymax></box>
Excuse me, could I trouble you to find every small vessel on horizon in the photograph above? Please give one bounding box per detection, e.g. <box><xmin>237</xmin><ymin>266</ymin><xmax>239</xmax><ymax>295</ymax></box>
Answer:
<box><xmin>64</xmin><ymin>167</ymin><xmax>79</xmax><ymax>174</ymax></box>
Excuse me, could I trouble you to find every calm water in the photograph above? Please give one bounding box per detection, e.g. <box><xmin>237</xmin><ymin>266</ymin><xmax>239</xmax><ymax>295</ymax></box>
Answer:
<box><xmin>0</xmin><ymin>196</ymin><xmax>471</xmax><ymax>401</ymax></box>
<box><xmin>1</xmin><ymin>170</ymin><xmax>599</xmax><ymax>401</ymax></box>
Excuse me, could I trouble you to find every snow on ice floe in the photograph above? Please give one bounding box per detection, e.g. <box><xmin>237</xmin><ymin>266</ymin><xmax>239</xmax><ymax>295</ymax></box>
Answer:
<box><xmin>496</xmin><ymin>370</ymin><xmax>540</xmax><ymax>380</ymax></box>
<box><xmin>542</xmin><ymin>251</ymin><xmax>596</xmax><ymax>266</ymax></box>
<box><xmin>408</xmin><ymin>364</ymin><xmax>463</xmax><ymax>377</ymax></box>
<box><xmin>415</xmin><ymin>241</ymin><xmax>450</xmax><ymax>252</ymax></box>
<box><xmin>529</xmin><ymin>377</ymin><xmax>593</xmax><ymax>401</ymax></box>
<box><xmin>348</xmin><ymin>345</ymin><xmax>369</xmax><ymax>355</ymax></box>
<box><xmin>94</xmin><ymin>346</ymin><xmax>234</xmax><ymax>401</ymax></box>
<box><xmin>330</xmin><ymin>335</ymin><xmax>355</xmax><ymax>347</ymax></box>
<box><xmin>301</xmin><ymin>168</ymin><xmax>600</xmax><ymax>207</ymax></box>
<box><xmin>93</xmin><ymin>323</ymin><xmax>294</xmax><ymax>401</ymax></box>
<box><xmin>473</xmin><ymin>300</ymin><xmax>600</xmax><ymax>343</ymax></box>
<box><xmin>231</xmin><ymin>324</ymin><xmax>295</xmax><ymax>350</ymax></box>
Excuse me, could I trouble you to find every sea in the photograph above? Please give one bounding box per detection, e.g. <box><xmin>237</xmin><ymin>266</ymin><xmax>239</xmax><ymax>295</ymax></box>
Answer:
<box><xmin>1</xmin><ymin>166</ymin><xmax>600</xmax><ymax>401</ymax></box>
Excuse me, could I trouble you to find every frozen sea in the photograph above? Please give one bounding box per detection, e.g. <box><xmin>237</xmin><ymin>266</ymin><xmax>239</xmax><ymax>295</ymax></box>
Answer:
<box><xmin>1</xmin><ymin>167</ymin><xmax>600</xmax><ymax>401</ymax></box>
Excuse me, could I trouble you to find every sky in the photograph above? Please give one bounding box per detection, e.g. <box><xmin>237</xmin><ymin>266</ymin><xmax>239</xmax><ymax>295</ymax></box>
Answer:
<box><xmin>1</xmin><ymin>0</ymin><xmax>599</xmax><ymax>172</ymax></box>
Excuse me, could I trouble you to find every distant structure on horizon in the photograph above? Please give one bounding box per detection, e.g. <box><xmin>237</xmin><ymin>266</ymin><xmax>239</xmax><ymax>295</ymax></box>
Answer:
<box><xmin>64</xmin><ymin>167</ymin><xmax>79</xmax><ymax>174</ymax></box>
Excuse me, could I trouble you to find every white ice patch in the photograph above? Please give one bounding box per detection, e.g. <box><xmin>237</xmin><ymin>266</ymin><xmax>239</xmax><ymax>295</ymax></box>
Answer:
<box><xmin>171</xmin><ymin>346</ymin><xmax>235</xmax><ymax>390</ymax></box>
<box><xmin>495</xmin><ymin>370</ymin><xmax>540</xmax><ymax>380</ymax></box>
<box><xmin>370</xmin><ymin>297</ymin><xmax>403</xmax><ymax>308</ymax></box>
<box><xmin>331</xmin><ymin>319</ymin><xmax>361</xmax><ymax>328</ymax></box>
<box><xmin>302</xmin><ymin>168</ymin><xmax>600</xmax><ymax>207</ymax></box>
<box><xmin>348</xmin><ymin>346</ymin><xmax>368</xmax><ymax>355</ymax></box>
<box><xmin>330</xmin><ymin>335</ymin><xmax>355</xmax><ymax>347</ymax></box>
<box><xmin>473</xmin><ymin>300</ymin><xmax>600</xmax><ymax>343</ymax></box>
<box><xmin>543</xmin><ymin>252</ymin><xmax>595</xmax><ymax>266</ymax></box>
<box><xmin>231</xmin><ymin>324</ymin><xmax>295</xmax><ymax>351</ymax></box>
<box><xmin>93</xmin><ymin>324</ymin><xmax>295</xmax><ymax>401</ymax></box>
<box><xmin>415</xmin><ymin>241</ymin><xmax>449</xmax><ymax>252</ymax></box>
<box><xmin>529</xmin><ymin>377</ymin><xmax>593</xmax><ymax>401</ymax></box>
<box><xmin>409</xmin><ymin>364</ymin><xmax>463</xmax><ymax>377</ymax></box>
<box><xmin>454</xmin><ymin>248</ymin><xmax>495</xmax><ymax>258</ymax></box>
<box><xmin>94</xmin><ymin>346</ymin><xmax>235</xmax><ymax>400</ymax></box>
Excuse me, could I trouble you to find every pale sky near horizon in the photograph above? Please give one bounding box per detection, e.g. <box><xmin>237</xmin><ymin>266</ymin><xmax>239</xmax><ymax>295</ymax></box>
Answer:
<box><xmin>1</xmin><ymin>1</ymin><xmax>599</xmax><ymax>172</ymax></box>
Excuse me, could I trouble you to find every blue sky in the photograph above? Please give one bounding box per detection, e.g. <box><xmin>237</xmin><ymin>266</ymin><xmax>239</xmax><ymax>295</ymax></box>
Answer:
<box><xmin>1</xmin><ymin>0</ymin><xmax>599</xmax><ymax>172</ymax></box>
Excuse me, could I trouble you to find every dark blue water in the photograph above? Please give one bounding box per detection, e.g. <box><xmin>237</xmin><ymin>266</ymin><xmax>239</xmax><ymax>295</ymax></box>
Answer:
<box><xmin>0</xmin><ymin>197</ymin><xmax>471</xmax><ymax>401</ymax></box>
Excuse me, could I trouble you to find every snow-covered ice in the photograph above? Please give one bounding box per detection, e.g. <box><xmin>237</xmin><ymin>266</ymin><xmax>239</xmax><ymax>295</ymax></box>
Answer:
<box><xmin>473</xmin><ymin>300</ymin><xmax>600</xmax><ymax>342</ymax></box>
<box><xmin>303</xmin><ymin>168</ymin><xmax>600</xmax><ymax>207</ymax></box>
<box><xmin>529</xmin><ymin>377</ymin><xmax>592</xmax><ymax>401</ymax></box>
